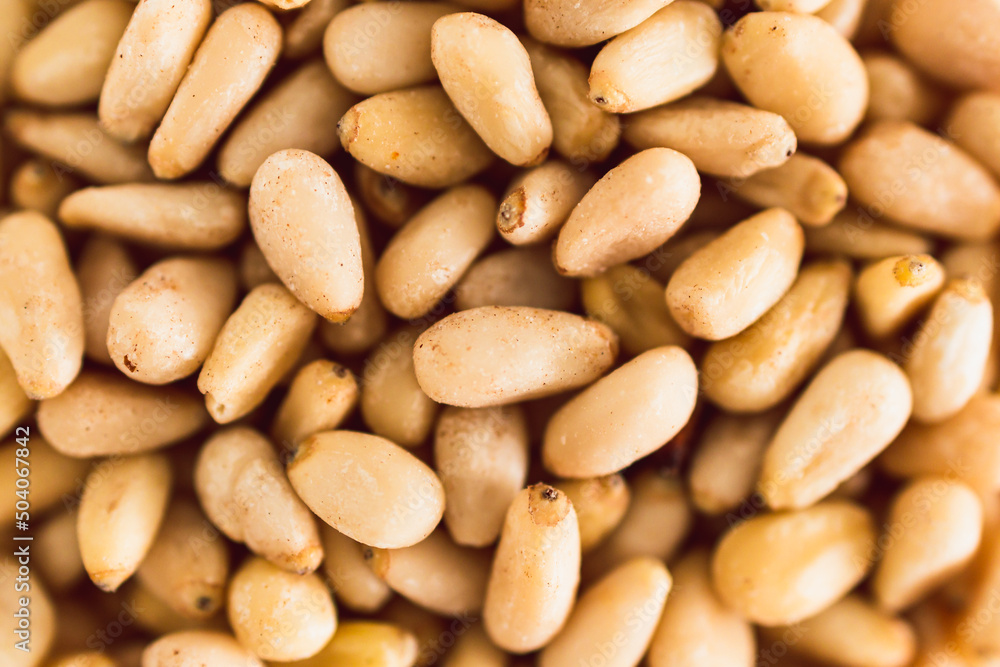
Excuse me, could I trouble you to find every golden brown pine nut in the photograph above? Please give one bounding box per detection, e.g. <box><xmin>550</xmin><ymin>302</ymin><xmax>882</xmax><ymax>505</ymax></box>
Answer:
<box><xmin>455</xmin><ymin>247</ymin><xmax>576</xmax><ymax>312</ymax></box>
<box><xmin>249</xmin><ymin>149</ymin><xmax>363</xmax><ymax>322</ymax></box>
<box><xmin>284</xmin><ymin>621</ymin><xmax>419</xmax><ymax>667</ymax></box>
<box><xmin>434</xmin><ymin>405</ymin><xmax>529</xmax><ymax>547</ymax></box>
<box><xmin>98</xmin><ymin>0</ymin><xmax>212</xmax><ymax>142</ymax></box>
<box><xmin>554</xmin><ymin>475</ymin><xmax>630</xmax><ymax>553</ymax></box>
<box><xmin>701</xmin><ymin>260</ymin><xmax>851</xmax><ymax>413</ymax></box>
<box><xmin>338</xmin><ymin>86</ymin><xmax>494</xmax><ymax>188</ymax></box>
<box><xmin>946</xmin><ymin>91</ymin><xmax>1000</xmax><ymax>181</ymax></box>
<box><xmin>666</xmin><ymin>208</ymin><xmax>804</xmax><ymax>341</ymax></box>
<box><xmin>361</xmin><ymin>329</ymin><xmax>438</xmax><ymax>448</ymax></box>
<box><xmin>524</xmin><ymin>0</ymin><xmax>671</xmax><ymax>47</ymax></box>
<box><xmin>412</xmin><ymin>306</ymin><xmax>618</xmax><ymax>407</ymax></box>
<box><xmin>854</xmin><ymin>254</ymin><xmax>945</xmax><ymax>339</ymax></box>
<box><xmin>353</xmin><ymin>164</ymin><xmax>427</xmax><ymax>229</ymax></box>
<box><xmin>484</xmin><ymin>484</ymin><xmax>580</xmax><ymax>653</ymax></box>
<box><xmin>555</xmin><ymin>148</ymin><xmax>700</xmax><ymax>277</ymax></box>
<box><xmin>0</xmin><ymin>436</ymin><xmax>88</xmax><ymax>525</ymax></box>
<box><xmin>725</xmin><ymin>153</ymin><xmax>848</xmax><ymax>226</ymax></box>
<box><xmin>722</xmin><ymin>11</ymin><xmax>867</xmax><ymax>144</ymax></box>
<box><xmin>142</xmin><ymin>631</ymin><xmax>264</xmax><ymax>667</ymax></box>
<box><xmin>375</xmin><ymin>185</ymin><xmax>495</xmax><ymax>319</ymax></box>
<box><xmin>758</xmin><ymin>350</ymin><xmax>911</xmax><ymax>509</ymax></box>
<box><xmin>321</xmin><ymin>525</ymin><xmax>393</xmax><ymax>613</ymax></box>
<box><xmin>148</xmin><ymin>3</ymin><xmax>282</xmax><ymax>179</ymax></box>
<box><xmin>271</xmin><ymin>360</ymin><xmax>358</xmax><ymax>450</ymax></box>
<box><xmin>78</xmin><ymin>452</ymin><xmax>172</xmax><ymax>592</ymax></box>
<box><xmin>589</xmin><ymin>2</ymin><xmax>721</xmax><ymax>113</ymax></box>
<box><xmin>623</xmin><ymin>97</ymin><xmax>796</xmax><ymax>179</ymax></box>
<box><xmin>863</xmin><ymin>51</ymin><xmax>944</xmax><ymax>125</ymax></box>
<box><xmin>59</xmin><ymin>183</ymin><xmax>247</xmax><ymax>250</ymax></box>
<box><xmin>496</xmin><ymin>160</ymin><xmax>595</xmax><ymax>246</ymax></box>
<box><xmin>0</xmin><ymin>350</ymin><xmax>32</xmax><ymax>438</ymax></box>
<box><xmin>0</xmin><ymin>211</ymin><xmax>83</xmax><ymax>399</ymax></box>
<box><xmin>9</xmin><ymin>159</ymin><xmax>79</xmax><ymax>218</ymax></box>
<box><xmin>288</xmin><ymin>430</ymin><xmax>445</xmax><ymax>548</ymax></box>
<box><xmin>107</xmin><ymin>257</ymin><xmax>237</xmax><ymax>385</ymax></box>
<box><xmin>443</xmin><ymin>623</ymin><xmax>507</xmax><ymax>667</ymax></box>
<box><xmin>803</xmin><ymin>210</ymin><xmax>933</xmax><ymax>260</ymax></box>
<box><xmin>197</xmin><ymin>284</ymin><xmax>317</xmax><ymax>423</ymax></box>
<box><xmin>284</xmin><ymin>0</ymin><xmax>349</xmax><ymax>60</ymax></box>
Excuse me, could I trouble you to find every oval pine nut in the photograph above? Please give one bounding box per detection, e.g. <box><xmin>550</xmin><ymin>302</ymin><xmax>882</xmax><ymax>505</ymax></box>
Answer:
<box><xmin>286</xmin><ymin>622</ymin><xmax>418</xmax><ymax>667</ymax></box>
<box><xmin>454</xmin><ymin>247</ymin><xmax>576</xmax><ymax>312</ymax></box>
<box><xmin>758</xmin><ymin>350</ymin><xmax>912</xmax><ymax>509</ymax></box>
<box><xmin>361</xmin><ymin>329</ymin><xmax>438</xmax><ymax>448</ymax></box>
<box><xmin>76</xmin><ymin>236</ymin><xmax>137</xmax><ymax>365</ymax></box>
<box><xmin>554</xmin><ymin>475</ymin><xmax>630</xmax><ymax>553</ymax></box>
<box><xmin>803</xmin><ymin>212</ymin><xmax>933</xmax><ymax>260</ymax></box>
<box><xmin>0</xmin><ymin>437</ymin><xmax>89</xmax><ymax>525</ymax></box>
<box><xmin>9</xmin><ymin>159</ymin><xmax>79</xmax><ymax>219</ymax></box>
<box><xmin>496</xmin><ymin>160</ymin><xmax>595</xmax><ymax>246</ymax></box>
<box><xmin>321</xmin><ymin>526</ymin><xmax>392</xmax><ymax>613</ymax></box>
<box><xmin>524</xmin><ymin>0</ymin><xmax>672</xmax><ymax>47</ymax></box>
<box><xmin>484</xmin><ymin>484</ymin><xmax>580</xmax><ymax>653</ymax></box>
<box><xmin>0</xmin><ymin>352</ymin><xmax>31</xmax><ymax>438</ymax></box>
<box><xmin>141</xmin><ymin>631</ymin><xmax>264</xmax><ymax>667</ymax></box>
<box><xmin>863</xmin><ymin>52</ymin><xmax>943</xmax><ymax>126</ymax></box>
<box><xmin>947</xmin><ymin>91</ymin><xmax>1000</xmax><ymax>180</ymax></box>
<box><xmin>726</xmin><ymin>153</ymin><xmax>848</xmax><ymax>226</ymax></box>
<box><xmin>271</xmin><ymin>360</ymin><xmax>358</xmax><ymax>451</ymax></box>
<box><xmin>853</xmin><ymin>254</ymin><xmax>945</xmax><ymax>339</ymax></box>
<box><xmin>284</xmin><ymin>0</ymin><xmax>349</xmax><ymax>60</ymax></box>
<box><xmin>432</xmin><ymin>12</ymin><xmax>552</xmax><ymax>166</ymax></box>
<box><xmin>412</xmin><ymin>306</ymin><xmax>618</xmax><ymax>407</ymax></box>
<box><xmin>287</xmin><ymin>430</ymin><xmax>445</xmax><ymax>549</ymax></box>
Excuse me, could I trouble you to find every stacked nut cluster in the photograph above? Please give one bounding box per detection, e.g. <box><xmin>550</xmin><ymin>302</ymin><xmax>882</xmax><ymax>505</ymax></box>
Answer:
<box><xmin>2</xmin><ymin>0</ymin><xmax>1000</xmax><ymax>665</ymax></box>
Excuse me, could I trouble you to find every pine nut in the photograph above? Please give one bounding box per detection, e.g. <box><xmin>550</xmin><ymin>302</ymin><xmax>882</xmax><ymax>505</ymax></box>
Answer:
<box><xmin>524</xmin><ymin>0</ymin><xmax>672</xmax><ymax>47</ymax></box>
<box><xmin>361</xmin><ymin>329</ymin><xmax>438</xmax><ymax>448</ymax></box>
<box><xmin>141</xmin><ymin>631</ymin><xmax>264</xmax><ymax>667</ymax></box>
<box><xmin>554</xmin><ymin>475</ymin><xmax>630</xmax><ymax>553</ymax></box>
<box><xmin>271</xmin><ymin>360</ymin><xmax>359</xmax><ymax>450</ymax></box>
<box><xmin>725</xmin><ymin>153</ymin><xmax>848</xmax><ymax>226</ymax></box>
<box><xmin>496</xmin><ymin>160</ymin><xmax>595</xmax><ymax>246</ymax></box>
<box><xmin>854</xmin><ymin>254</ymin><xmax>946</xmax><ymax>339</ymax></box>
<box><xmin>320</xmin><ymin>526</ymin><xmax>392</xmax><ymax>613</ymax></box>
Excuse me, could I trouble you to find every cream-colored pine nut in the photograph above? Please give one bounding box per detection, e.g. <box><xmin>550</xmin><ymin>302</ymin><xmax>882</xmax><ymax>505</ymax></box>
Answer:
<box><xmin>324</xmin><ymin>2</ymin><xmax>455</xmax><ymax>95</ymax></box>
<box><xmin>148</xmin><ymin>3</ymin><xmax>282</xmax><ymax>179</ymax></box>
<box><xmin>863</xmin><ymin>51</ymin><xmax>944</xmax><ymax>125</ymax></box>
<box><xmin>589</xmin><ymin>2</ymin><xmax>721</xmax><ymax>114</ymax></box>
<box><xmin>249</xmin><ymin>149</ymin><xmax>363</xmax><ymax>322</ymax></box>
<box><xmin>725</xmin><ymin>153</ymin><xmax>847</xmax><ymax>226</ymax></box>
<box><xmin>0</xmin><ymin>437</ymin><xmax>88</xmax><ymax>525</ymax></box>
<box><xmin>722</xmin><ymin>12</ymin><xmax>867</xmax><ymax>144</ymax></box>
<box><xmin>9</xmin><ymin>159</ymin><xmax>79</xmax><ymax>218</ymax></box>
<box><xmin>648</xmin><ymin>550</ymin><xmax>756</xmax><ymax>667</ymax></box>
<box><xmin>840</xmin><ymin>121</ymin><xmax>1000</xmax><ymax>241</ymax></box>
<box><xmin>873</xmin><ymin>477</ymin><xmax>984</xmax><ymax>612</ymax></box>
<box><xmin>353</xmin><ymin>164</ymin><xmax>427</xmax><ymax>229</ymax></box>
<box><xmin>59</xmin><ymin>183</ymin><xmax>246</xmax><ymax>250</ymax></box>
<box><xmin>375</xmin><ymin>185</ymin><xmax>495</xmax><ymax>319</ymax></box>
<box><xmin>623</xmin><ymin>97</ymin><xmax>797</xmax><ymax>179</ymax></box>
<box><xmin>712</xmin><ymin>500</ymin><xmax>877</xmax><ymax>626</ymax></box>
<box><xmin>688</xmin><ymin>410</ymin><xmax>779</xmax><ymax>515</ymax></box>
<box><xmin>227</xmin><ymin>556</ymin><xmax>337</xmax><ymax>662</ymax></box>
<box><xmin>141</xmin><ymin>631</ymin><xmax>264</xmax><ymax>667</ymax></box>
<box><xmin>543</xmin><ymin>346</ymin><xmax>697</xmax><ymax>478</ymax></box>
<box><xmin>947</xmin><ymin>91</ymin><xmax>1000</xmax><ymax>180</ymax></box>
<box><xmin>107</xmin><ymin>257</ymin><xmax>237</xmax><ymax>385</ymax></box>
<box><xmin>4</xmin><ymin>110</ymin><xmax>155</xmax><ymax>184</ymax></box>
<box><xmin>0</xmin><ymin>576</ymin><xmax>53</xmax><ymax>667</ymax></box>
<box><xmin>432</xmin><ymin>13</ymin><xmax>551</xmax><ymax>166</ymax></box>
<box><xmin>484</xmin><ymin>484</ymin><xmax>580</xmax><ymax>654</ymax></box>
<box><xmin>854</xmin><ymin>254</ymin><xmax>945</xmax><ymax>339</ymax></box>
<box><xmin>524</xmin><ymin>0</ymin><xmax>671</xmax><ymax>47</ymax></box>
<box><xmin>78</xmin><ymin>452</ymin><xmax>172</xmax><ymax>592</ymax></box>
<box><xmin>524</xmin><ymin>40</ymin><xmax>621</xmax><ymax>163</ymax></box>
<box><xmin>197</xmin><ymin>284</ymin><xmax>317</xmax><ymax>424</ymax></box>
<box><xmin>803</xmin><ymin>210</ymin><xmax>933</xmax><ymax>260</ymax></box>
<box><xmin>756</xmin><ymin>0</ymin><xmax>832</xmax><ymax>10</ymax></box>
<box><xmin>443</xmin><ymin>623</ymin><xmax>507</xmax><ymax>667</ymax></box>
<box><xmin>135</xmin><ymin>498</ymin><xmax>229</xmax><ymax>619</ymax></box>
<box><xmin>98</xmin><ymin>0</ymin><xmax>212</xmax><ymax>142</ymax></box>
<box><xmin>192</xmin><ymin>426</ymin><xmax>270</xmax><ymax>542</ymax></box>
<box><xmin>455</xmin><ymin>247</ymin><xmax>575</xmax><ymax>312</ymax></box>
<box><xmin>361</xmin><ymin>329</ymin><xmax>438</xmax><ymax>448</ymax></box>
<box><xmin>496</xmin><ymin>160</ymin><xmax>595</xmax><ymax>246</ymax></box>
<box><xmin>554</xmin><ymin>475</ymin><xmax>630</xmax><ymax>553</ymax></box>
<box><xmin>285</xmin><ymin>622</ymin><xmax>419</xmax><ymax>667</ymax></box>
<box><xmin>815</xmin><ymin>0</ymin><xmax>865</xmax><ymax>37</ymax></box>
<box><xmin>412</xmin><ymin>306</ymin><xmax>618</xmax><ymax>407</ymax></box>
<box><xmin>667</xmin><ymin>208</ymin><xmax>804</xmax><ymax>341</ymax></box>
<box><xmin>11</xmin><ymin>0</ymin><xmax>132</xmax><ymax>107</ymax></box>
<box><xmin>0</xmin><ymin>211</ymin><xmax>83</xmax><ymax>399</ymax></box>
<box><xmin>337</xmin><ymin>86</ymin><xmax>494</xmax><ymax>188</ymax></box>
<box><xmin>287</xmin><ymin>430</ymin><xmax>445</xmax><ymax>549</ymax></box>
<box><xmin>434</xmin><ymin>405</ymin><xmax>529</xmax><ymax>547</ymax></box>
<box><xmin>701</xmin><ymin>260</ymin><xmax>851</xmax><ymax>413</ymax></box>
<box><xmin>368</xmin><ymin>529</ymin><xmax>491</xmax><ymax>616</ymax></box>
<box><xmin>219</xmin><ymin>62</ymin><xmax>355</xmax><ymax>188</ymax></box>
<box><xmin>271</xmin><ymin>360</ymin><xmax>358</xmax><ymax>450</ymax></box>
<box><xmin>284</xmin><ymin>0</ymin><xmax>349</xmax><ymax>60</ymax></box>
<box><xmin>555</xmin><ymin>148</ymin><xmax>700</xmax><ymax>277</ymax></box>
<box><xmin>321</xmin><ymin>525</ymin><xmax>392</xmax><ymax>613</ymax></box>
<box><xmin>0</xmin><ymin>351</ymin><xmax>31</xmax><ymax>439</ymax></box>
<box><xmin>37</xmin><ymin>369</ymin><xmax>207</xmax><ymax>457</ymax></box>
<box><xmin>759</xmin><ymin>350</ymin><xmax>912</xmax><ymax>509</ymax></box>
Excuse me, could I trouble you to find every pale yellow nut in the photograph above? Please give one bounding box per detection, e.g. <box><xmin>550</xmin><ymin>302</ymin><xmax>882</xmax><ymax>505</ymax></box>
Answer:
<box><xmin>412</xmin><ymin>306</ymin><xmax>618</xmax><ymax>408</ymax></box>
<box><xmin>756</xmin><ymin>0</ymin><xmax>832</xmax><ymax>10</ymax></box>
<box><xmin>197</xmin><ymin>284</ymin><xmax>317</xmax><ymax>424</ymax></box>
<box><xmin>863</xmin><ymin>51</ymin><xmax>944</xmax><ymax>126</ymax></box>
<box><xmin>722</xmin><ymin>11</ymin><xmax>867</xmax><ymax>144</ymax></box>
<box><xmin>37</xmin><ymin>370</ymin><xmax>207</xmax><ymax>457</ymax></box>
<box><xmin>353</xmin><ymin>163</ymin><xmax>427</xmax><ymax>229</ymax></box>
<box><xmin>947</xmin><ymin>91</ymin><xmax>1000</xmax><ymax>181</ymax></box>
<box><xmin>454</xmin><ymin>247</ymin><xmax>577</xmax><ymax>312</ymax></box>
<box><xmin>525</xmin><ymin>0</ymin><xmax>672</xmax><ymax>47</ymax></box>
<box><xmin>803</xmin><ymin>210</ymin><xmax>933</xmax><ymax>260</ymax></box>
<box><xmin>11</xmin><ymin>0</ymin><xmax>132</xmax><ymax>107</ymax></box>
<box><xmin>321</xmin><ymin>526</ymin><xmax>392</xmax><ymax>613</ymax></box>
<box><xmin>496</xmin><ymin>160</ymin><xmax>595</xmax><ymax>246</ymax></box>
<box><xmin>442</xmin><ymin>624</ymin><xmax>507</xmax><ymax>667</ymax></box>
<box><xmin>854</xmin><ymin>254</ymin><xmax>945</xmax><ymax>339</ymax></box>
<box><xmin>98</xmin><ymin>0</ymin><xmax>212</xmax><ymax>142</ymax></box>
<box><xmin>711</xmin><ymin>500</ymin><xmax>877</xmax><ymax>626</ymax></box>
<box><xmin>815</xmin><ymin>0</ymin><xmax>866</xmax><ymax>38</ymax></box>
<box><xmin>0</xmin><ymin>574</ymin><xmax>53</xmax><ymax>667</ymax></box>
<box><xmin>284</xmin><ymin>0</ymin><xmax>349</xmax><ymax>60</ymax></box>
<box><xmin>839</xmin><ymin>120</ymin><xmax>1000</xmax><ymax>241</ymax></box>
<box><xmin>554</xmin><ymin>475</ymin><xmax>630</xmax><ymax>553</ymax></box>
<box><xmin>59</xmin><ymin>183</ymin><xmax>247</xmax><ymax>251</ymax></box>
<box><xmin>666</xmin><ymin>208</ymin><xmax>804</xmax><ymax>341</ymax></box>
<box><xmin>0</xmin><ymin>211</ymin><xmax>83</xmax><ymax>399</ymax></box>
<box><xmin>623</xmin><ymin>96</ymin><xmax>797</xmax><ymax>179</ymax></box>
<box><xmin>279</xmin><ymin>622</ymin><xmax>418</xmax><ymax>667</ymax></box>
<box><xmin>337</xmin><ymin>86</ymin><xmax>494</xmax><ymax>188</ymax></box>
<box><xmin>590</xmin><ymin>2</ymin><xmax>721</xmax><ymax>113</ymax></box>
<box><xmin>0</xmin><ymin>436</ymin><xmax>89</xmax><ymax>525</ymax></box>
<box><xmin>148</xmin><ymin>3</ymin><xmax>282</xmax><ymax>179</ymax></box>
<box><xmin>648</xmin><ymin>550</ymin><xmax>756</xmax><ymax>667</ymax></box>
<box><xmin>701</xmin><ymin>260</ymin><xmax>851</xmax><ymax>413</ymax></box>
<box><xmin>323</xmin><ymin>2</ymin><xmax>456</xmax><ymax>95</ymax></box>
<box><xmin>434</xmin><ymin>405</ymin><xmax>529</xmax><ymax>547</ymax></box>
<box><xmin>218</xmin><ymin>61</ymin><xmax>355</xmax><ymax>188</ymax></box>
<box><xmin>375</xmin><ymin>185</ymin><xmax>495</xmax><ymax>319</ymax></box>
<box><xmin>141</xmin><ymin>631</ymin><xmax>264</xmax><ymax>667</ymax></box>
<box><xmin>555</xmin><ymin>148</ymin><xmax>700</xmax><ymax>277</ymax></box>
<box><xmin>724</xmin><ymin>153</ymin><xmax>847</xmax><ymax>226</ymax></box>
<box><xmin>0</xmin><ymin>348</ymin><xmax>32</xmax><ymax>439</ymax></box>
<box><xmin>228</xmin><ymin>556</ymin><xmax>337</xmax><ymax>662</ymax></box>
<box><xmin>271</xmin><ymin>360</ymin><xmax>358</xmax><ymax>450</ymax></box>
<box><xmin>287</xmin><ymin>430</ymin><xmax>445</xmax><ymax>549</ymax></box>
<box><xmin>873</xmin><ymin>477</ymin><xmax>983</xmax><ymax>612</ymax></box>
<box><xmin>361</xmin><ymin>329</ymin><xmax>438</xmax><ymax>448</ymax></box>
<box><xmin>9</xmin><ymin>159</ymin><xmax>79</xmax><ymax>219</ymax></box>
<box><xmin>78</xmin><ymin>452</ymin><xmax>172</xmax><ymax>592</ymax></box>
<box><xmin>75</xmin><ymin>236</ymin><xmax>137</xmax><ymax>365</ymax></box>
<box><xmin>484</xmin><ymin>484</ymin><xmax>580</xmax><ymax>654</ymax></box>
<box><xmin>249</xmin><ymin>149</ymin><xmax>363</xmax><ymax>323</ymax></box>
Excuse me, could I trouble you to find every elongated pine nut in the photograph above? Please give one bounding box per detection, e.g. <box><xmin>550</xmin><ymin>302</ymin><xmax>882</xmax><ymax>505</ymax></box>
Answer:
<box><xmin>0</xmin><ymin>1</ymin><xmax>32</xmax><ymax>108</ymax></box>
<box><xmin>0</xmin><ymin>351</ymin><xmax>31</xmax><ymax>438</ymax></box>
<box><xmin>76</xmin><ymin>236</ymin><xmax>137</xmax><ymax>365</ymax></box>
<box><xmin>282</xmin><ymin>622</ymin><xmax>418</xmax><ymax>667</ymax></box>
<box><xmin>725</xmin><ymin>153</ymin><xmax>848</xmax><ymax>226</ymax></box>
<box><xmin>554</xmin><ymin>475</ymin><xmax>630</xmax><ymax>553</ymax></box>
<box><xmin>353</xmin><ymin>164</ymin><xmax>427</xmax><ymax>229</ymax></box>
<box><xmin>946</xmin><ymin>92</ymin><xmax>1000</xmax><ymax>180</ymax></box>
<box><xmin>361</xmin><ymin>329</ymin><xmax>438</xmax><ymax>448</ymax></box>
<box><xmin>454</xmin><ymin>247</ymin><xmax>576</xmax><ymax>312</ymax></box>
<box><xmin>854</xmin><ymin>254</ymin><xmax>945</xmax><ymax>339</ymax></box>
<box><xmin>0</xmin><ymin>436</ymin><xmax>89</xmax><ymax>525</ymax></box>
<box><xmin>321</xmin><ymin>526</ymin><xmax>392</xmax><ymax>613</ymax></box>
<box><xmin>271</xmin><ymin>360</ymin><xmax>358</xmax><ymax>450</ymax></box>
<box><xmin>803</xmin><ymin>211</ymin><xmax>933</xmax><ymax>260</ymax></box>
<box><xmin>496</xmin><ymin>160</ymin><xmax>595</xmax><ymax>246</ymax></box>
<box><xmin>284</xmin><ymin>0</ymin><xmax>349</xmax><ymax>60</ymax></box>
<box><xmin>757</xmin><ymin>0</ymin><xmax>832</xmax><ymax>10</ymax></box>
<box><xmin>524</xmin><ymin>0</ymin><xmax>672</xmax><ymax>47</ymax></box>
<box><xmin>141</xmin><ymin>631</ymin><xmax>264</xmax><ymax>667</ymax></box>
<box><xmin>863</xmin><ymin>51</ymin><xmax>943</xmax><ymax>126</ymax></box>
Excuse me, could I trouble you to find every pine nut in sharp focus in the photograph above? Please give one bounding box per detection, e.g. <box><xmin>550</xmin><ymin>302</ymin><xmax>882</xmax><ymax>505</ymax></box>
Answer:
<box><xmin>496</xmin><ymin>160</ymin><xmax>595</xmax><ymax>247</ymax></box>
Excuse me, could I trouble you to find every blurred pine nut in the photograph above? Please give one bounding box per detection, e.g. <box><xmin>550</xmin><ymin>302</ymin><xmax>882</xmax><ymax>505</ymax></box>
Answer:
<box><xmin>554</xmin><ymin>475</ymin><xmax>630</xmax><ymax>553</ymax></box>
<box><xmin>321</xmin><ymin>526</ymin><xmax>393</xmax><ymax>613</ymax></box>
<box><xmin>271</xmin><ymin>360</ymin><xmax>358</xmax><ymax>450</ymax></box>
<box><xmin>725</xmin><ymin>153</ymin><xmax>848</xmax><ymax>226</ymax></box>
<box><xmin>361</xmin><ymin>329</ymin><xmax>438</xmax><ymax>448</ymax></box>
<box><xmin>854</xmin><ymin>254</ymin><xmax>945</xmax><ymax>339</ymax></box>
<box><xmin>524</xmin><ymin>0</ymin><xmax>671</xmax><ymax>47</ymax></box>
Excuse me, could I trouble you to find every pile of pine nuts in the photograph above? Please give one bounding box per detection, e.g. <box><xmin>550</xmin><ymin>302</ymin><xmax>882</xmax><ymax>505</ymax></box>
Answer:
<box><xmin>2</xmin><ymin>0</ymin><xmax>1000</xmax><ymax>665</ymax></box>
